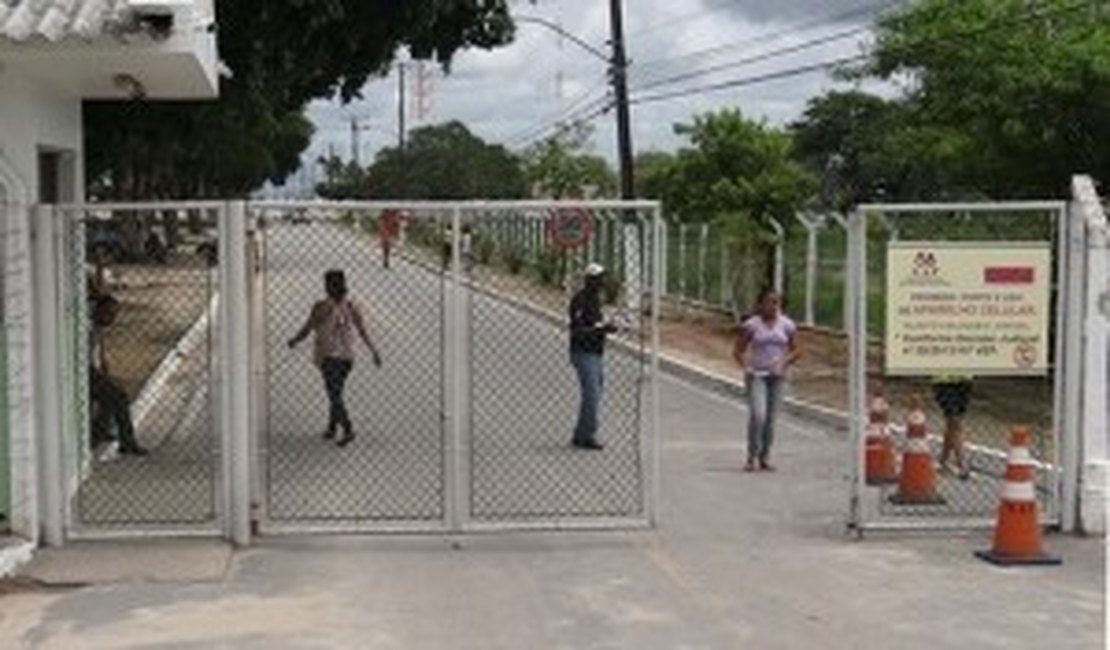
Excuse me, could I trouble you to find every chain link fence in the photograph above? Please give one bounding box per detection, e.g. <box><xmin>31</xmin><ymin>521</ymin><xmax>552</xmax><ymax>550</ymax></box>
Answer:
<box><xmin>60</xmin><ymin>205</ymin><xmax>222</xmax><ymax>530</ymax></box>
<box><xmin>463</xmin><ymin>207</ymin><xmax>654</xmax><ymax>523</ymax></box>
<box><xmin>850</xmin><ymin>204</ymin><xmax>1064</xmax><ymax>530</ymax></box>
<box><xmin>253</xmin><ymin>201</ymin><xmax>658</xmax><ymax>530</ymax></box>
<box><xmin>256</xmin><ymin>206</ymin><xmax>448</xmax><ymax>527</ymax></box>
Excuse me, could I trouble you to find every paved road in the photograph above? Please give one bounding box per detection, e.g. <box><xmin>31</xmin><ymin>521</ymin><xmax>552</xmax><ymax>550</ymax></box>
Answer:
<box><xmin>7</xmin><ymin>370</ymin><xmax>1103</xmax><ymax>649</ymax></box>
<box><xmin>261</xmin><ymin>221</ymin><xmax>645</xmax><ymax>526</ymax></box>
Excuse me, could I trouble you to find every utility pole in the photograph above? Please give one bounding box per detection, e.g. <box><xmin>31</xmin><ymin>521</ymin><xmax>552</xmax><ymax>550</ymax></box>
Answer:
<box><xmin>608</xmin><ymin>0</ymin><xmax>635</xmax><ymax>200</ymax></box>
<box><xmin>349</xmin><ymin>117</ymin><xmax>360</xmax><ymax>166</ymax></box>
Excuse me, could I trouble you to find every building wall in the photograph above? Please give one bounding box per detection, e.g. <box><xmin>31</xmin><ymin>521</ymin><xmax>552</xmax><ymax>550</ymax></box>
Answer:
<box><xmin>0</xmin><ymin>69</ymin><xmax>85</xmax><ymax>202</ymax></box>
<box><xmin>0</xmin><ymin>67</ymin><xmax>83</xmax><ymax>544</ymax></box>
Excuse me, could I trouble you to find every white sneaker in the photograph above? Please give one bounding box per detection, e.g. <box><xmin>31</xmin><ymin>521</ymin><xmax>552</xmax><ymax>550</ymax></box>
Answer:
<box><xmin>96</xmin><ymin>441</ymin><xmax>119</xmax><ymax>463</ymax></box>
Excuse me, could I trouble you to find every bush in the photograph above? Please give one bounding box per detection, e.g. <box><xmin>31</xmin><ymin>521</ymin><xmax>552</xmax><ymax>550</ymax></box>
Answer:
<box><xmin>339</xmin><ymin>211</ymin><xmax>356</xmax><ymax>228</ymax></box>
<box><xmin>535</xmin><ymin>246</ymin><xmax>563</xmax><ymax>286</ymax></box>
<box><xmin>474</xmin><ymin>232</ymin><xmax>496</xmax><ymax>265</ymax></box>
<box><xmin>502</xmin><ymin>245</ymin><xmax>527</xmax><ymax>275</ymax></box>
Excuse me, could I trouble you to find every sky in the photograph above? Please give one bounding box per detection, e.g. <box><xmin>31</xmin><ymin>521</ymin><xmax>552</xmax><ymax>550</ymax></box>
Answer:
<box><xmin>287</xmin><ymin>0</ymin><xmax>902</xmax><ymax>193</ymax></box>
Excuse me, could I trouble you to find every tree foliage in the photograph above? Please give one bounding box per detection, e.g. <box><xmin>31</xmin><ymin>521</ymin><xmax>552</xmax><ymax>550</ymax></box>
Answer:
<box><xmin>522</xmin><ymin>122</ymin><xmax>617</xmax><ymax>199</ymax></box>
<box><xmin>842</xmin><ymin>0</ymin><xmax>1110</xmax><ymax>199</ymax></box>
<box><xmin>86</xmin><ymin>0</ymin><xmax>518</xmax><ymax>199</ymax></box>
<box><xmin>633</xmin><ymin>151</ymin><xmax>676</xmax><ymax>200</ymax></box>
<box><xmin>663</xmin><ymin>109</ymin><xmax>815</xmax><ymax>307</ymax></box>
<box><xmin>321</xmin><ymin>121</ymin><xmax>526</xmax><ymax>199</ymax></box>
<box><xmin>664</xmin><ymin>109</ymin><xmax>814</xmax><ymax>227</ymax></box>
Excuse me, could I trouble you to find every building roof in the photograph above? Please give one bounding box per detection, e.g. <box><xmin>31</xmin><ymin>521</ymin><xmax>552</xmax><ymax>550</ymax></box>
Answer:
<box><xmin>0</xmin><ymin>0</ymin><xmax>132</xmax><ymax>42</ymax></box>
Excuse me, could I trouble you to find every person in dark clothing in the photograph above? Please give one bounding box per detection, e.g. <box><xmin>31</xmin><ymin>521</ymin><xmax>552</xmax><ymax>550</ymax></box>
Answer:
<box><xmin>568</xmin><ymin>263</ymin><xmax>618</xmax><ymax>450</ymax></box>
<box><xmin>89</xmin><ymin>294</ymin><xmax>148</xmax><ymax>456</ymax></box>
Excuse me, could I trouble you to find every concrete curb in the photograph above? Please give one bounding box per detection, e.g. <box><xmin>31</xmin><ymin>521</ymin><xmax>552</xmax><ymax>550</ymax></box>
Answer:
<box><xmin>0</xmin><ymin>539</ymin><xmax>34</xmax><ymax>579</ymax></box>
<box><xmin>131</xmin><ymin>291</ymin><xmax>219</xmax><ymax>428</ymax></box>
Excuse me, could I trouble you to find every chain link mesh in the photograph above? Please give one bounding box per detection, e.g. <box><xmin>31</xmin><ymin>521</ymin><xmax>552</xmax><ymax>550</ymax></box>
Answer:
<box><xmin>259</xmin><ymin>208</ymin><xmax>447</xmax><ymax>524</ymax></box>
<box><xmin>854</xmin><ymin>207</ymin><xmax>1060</xmax><ymax>527</ymax></box>
<box><xmin>464</xmin><ymin>208</ymin><xmax>650</xmax><ymax>521</ymax></box>
<box><xmin>256</xmin><ymin>203</ymin><xmax>656</xmax><ymax>528</ymax></box>
<box><xmin>64</xmin><ymin>207</ymin><xmax>221</xmax><ymax>528</ymax></box>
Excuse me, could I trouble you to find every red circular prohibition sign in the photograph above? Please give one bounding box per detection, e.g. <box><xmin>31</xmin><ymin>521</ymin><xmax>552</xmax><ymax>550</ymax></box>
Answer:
<box><xmin>547</xmin><ymin>208</ymin><xmax>594</xmax><ymax>249</ymax></box>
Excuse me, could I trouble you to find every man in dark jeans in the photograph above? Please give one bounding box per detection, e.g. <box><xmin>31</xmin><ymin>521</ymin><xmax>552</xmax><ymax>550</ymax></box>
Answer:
<box><xmin>569</xmin><ymin>263</ymin><xmax>618</xmax><ymax>450</ymax></box>
<box><xmin>89</xmin><ymin>295</ymin><xmax>147</xmax><ymax>456</ymax></box>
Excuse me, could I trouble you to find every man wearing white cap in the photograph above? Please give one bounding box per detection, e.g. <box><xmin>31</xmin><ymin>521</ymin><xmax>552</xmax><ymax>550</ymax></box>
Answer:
<box><xmin>568</xmin><ymin>263</ymin><xmax>618</xmax><ymax>450</ymax></box>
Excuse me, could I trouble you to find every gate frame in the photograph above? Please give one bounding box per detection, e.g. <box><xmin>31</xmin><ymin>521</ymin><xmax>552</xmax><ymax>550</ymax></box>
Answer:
<box><xmin>247</xmin><ymin>199</ymin><xmax>662</xmax><ymax>536</ymax></box>
<box><xmin>847</xmin><ymin>201</ymin><xmax>1072</xmax><ymax>533</ymax></box>
<box><xmin>44</xmin><ymin>201</ymin><xmax>241</xmax><ymax>543</ymax></box>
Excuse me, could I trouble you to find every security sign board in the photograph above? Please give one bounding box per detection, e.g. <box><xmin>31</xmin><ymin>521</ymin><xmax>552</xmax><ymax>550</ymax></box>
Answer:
<box><xmin>885</xmin><ymin>242</ymin><xmax>1051</xmax><ymax>376</ymax></box>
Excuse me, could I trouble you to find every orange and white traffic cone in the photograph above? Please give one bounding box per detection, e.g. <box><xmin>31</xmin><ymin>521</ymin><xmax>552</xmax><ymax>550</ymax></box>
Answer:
<box><xmin>889</xmin><ymin>396</ymin><xmax>946</xmax><ymax>505</ymax></box>
<box><xmin>865</xmin><ymin>389</ymin><xmax>898</xmax><ymax>486</ymax></box>
<box><xmin>975</xmin><ymin>426</ymin><xmax>1061</xmax><ymax>566</ymax></box>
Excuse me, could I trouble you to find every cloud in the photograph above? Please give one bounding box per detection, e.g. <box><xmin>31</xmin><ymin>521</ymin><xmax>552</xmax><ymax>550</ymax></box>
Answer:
<box><xmin>711</xmin><ymin>0</ymin><xmax>894</xmax><ymax>25</ymax></box>
<box><xmin>291</xmin><ymin>0</ymin><xmax>886</xmax><ymax>194</ymax></box>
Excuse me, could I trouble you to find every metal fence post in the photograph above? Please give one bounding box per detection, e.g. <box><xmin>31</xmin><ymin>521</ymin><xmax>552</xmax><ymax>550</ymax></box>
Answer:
<box><xmin>448</xmin><ymin>205</ymin><xmax>467</xmax><ymax>531</ymax></box>
<box><xmin>769</xmin><ymin>218</ymin><xmax>785</xmax><ymax>296</ymax></box>
<box><xmin>220</xmin><ymin>201</ymin><xmax>251</xmax><ymax>546</ymax></box>
<box><xmin>698</xmin><ymin>223</ymin><xmax>708</xmax><ymax>304</ymax></box>
<box><xmin>678</xmin><ymin>223</ymin><xmax>687</xmax><ymax>308</ymax></box>
<box><xmin>846</xmin><ymin>209</ymin><xmax>868</xmax><ymax>533</ymax></box>
<box><xmin>1060</xmin><ymin>200</ymin><xmax>1087</xmax><ymax>533</ymax></box>
<box><xmin>804</xmin><ymin>217</ymin><xmax>819</xmax><ymax>326</ymax></box>
<box><xmin>32</xmin><ymin>205</ymin><xmax>64</xmax><ymax>546</ymax></box>
<box><xmin>647</xmin><ymin>210</ymin><xmax>663</xmax><ymax>526</ymax></box>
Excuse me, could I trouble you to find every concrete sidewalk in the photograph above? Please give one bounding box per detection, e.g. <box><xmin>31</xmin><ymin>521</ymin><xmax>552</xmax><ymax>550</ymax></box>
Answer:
<box><xmin>1</xmin><ymin>374</ymin><xmax>1103</xmax><ymax>649</ymax></box>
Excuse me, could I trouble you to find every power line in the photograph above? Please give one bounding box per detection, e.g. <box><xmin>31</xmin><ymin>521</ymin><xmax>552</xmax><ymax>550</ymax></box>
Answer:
<box><xmin>628</xmin><ymin>55</ymin><xmax>866</xmax><ymax>107</ymax></box>
<box><xmin>627</xmin><ymin>0</ymin><xmax>1095</xmax><ymax>108</ymax></box>
<box><xmin>630</xmin><ymin>0</ymin><xmax>898</xmax><ymax>70</ymax></box>
<box><xmin>502</xmin><ymin>75</ymin><xmax>612</xmax><ymax>146</ymax></box>
<box><xmin>506</xmin><ymin>92</ymin><xmax>613</xmax><ymax>148</ymax></box>
<box><xmin>630</xmin><ymin>24</ymin><xmax>871</xmax><ymax>95</ymax></box>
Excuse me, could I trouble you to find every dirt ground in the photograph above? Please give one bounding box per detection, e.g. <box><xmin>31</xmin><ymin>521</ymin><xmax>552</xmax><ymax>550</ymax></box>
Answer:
<box><xmin>99</xmin><ymin>253</ymin><xmax>213</xmax><ymax>399</ymax></box>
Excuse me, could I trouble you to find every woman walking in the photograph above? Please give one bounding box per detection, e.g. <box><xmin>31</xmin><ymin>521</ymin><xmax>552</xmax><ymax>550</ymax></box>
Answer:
<box><xmin>288</xmin><ymin>270</ymin><xmax>382</xmax><ymax>447</ymax></box>
<box><xmin>733</xmin><ymin>290</ymin><xmax>799</xmax><ymax>471</ymax></box>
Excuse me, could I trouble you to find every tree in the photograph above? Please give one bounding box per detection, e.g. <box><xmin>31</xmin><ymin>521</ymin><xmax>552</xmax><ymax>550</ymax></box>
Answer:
<box><xmin>858</xmin><ymin>0</ymin><xmax>1110</xmax><ymax>198</ymax></box>
<box><xmin>522</xmin><ymin>122</ymin><xmax>617</xmax><ymax>199</ymax></box>
<box><xmin>664</xmin><ymin>109</ymin><xmax>815</xmax><ymax>308</ymax></box>
<box><xmin>633</xmin><ymin>151</ymin><xmax>675</xmax><ymax>200</ymax></box>
<box><xmin>85</xmin><ymin>1</ymin><xmax>519</xmax><ymax>200</ymax></box>
<box><xmin>359</xmin><ymin>121</ymin><xmax>527</xmax><ymax>199</ymax></box>
<box><xmin>315</xmin><ymin>156</ymin><xmax>369</xmax><ymax>200</ymax></box>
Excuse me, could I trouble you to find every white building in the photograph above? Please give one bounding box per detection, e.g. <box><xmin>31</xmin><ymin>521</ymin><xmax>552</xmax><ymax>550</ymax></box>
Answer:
<box><xmin>0</xmin><ymin>0</ymin><xmax>218</xmax><ymax>574</ymax></box>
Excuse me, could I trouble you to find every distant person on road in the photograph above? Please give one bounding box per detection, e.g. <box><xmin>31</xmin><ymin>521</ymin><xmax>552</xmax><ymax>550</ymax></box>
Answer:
<box><xmin>288</xmin><ymin>270</ymin><xmax>382</xmax><ymax>447</ymax></box>
<box><xmin>733</xmin><ymin>290</ymin><xmax>799</xmax><ymax>471</ymax></box>
<box><xmin>378</xmin><ymin>209</ymin><xmax>401</xmax><ymax>269</ymax></box>
<box><xmin>569</xmin><ymin>263</ymin><xmax>619</xmax><ymax>450</ymax></box>
<box><xmin>89</xmin><ymin>294</ymin><xmax>148</xmax><ymax>457</ymax></box>
<box><xmin>933</xmin><ymin>374</ymin><xmax>973</xmax><ymax>480</ymax></box>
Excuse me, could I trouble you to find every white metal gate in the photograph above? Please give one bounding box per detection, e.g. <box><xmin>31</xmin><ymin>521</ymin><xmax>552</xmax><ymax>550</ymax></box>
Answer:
<box><xmin>249</xmin><ymin>200</ymin><xmax>661</xmax><ymax>534</ymax></box>
<box><xmin>49</xmin><ymin>202</ymin><xmax>233</xmax><ymax>540</ymax></box>
<box><xmin>847</xmin><ymin>202</ymin><xmax>1069</xmax><ymax>532</ymax></box>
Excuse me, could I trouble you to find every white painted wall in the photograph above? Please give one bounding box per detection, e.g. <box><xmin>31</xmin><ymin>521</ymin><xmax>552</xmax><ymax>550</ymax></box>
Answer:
<box><xmin>0</xmin><ymin>67</ymin><xmax>82</xmax><ymax>549</ymax></box>
<box><xmin>0</xmin><ymin>140</ymin><xmax>39</xmax><ymax>546</ymax></box>
<box><xmin>0</xmin><ymin>68</ymin><xmax>85</xmax><ymax>203</ymax></box>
